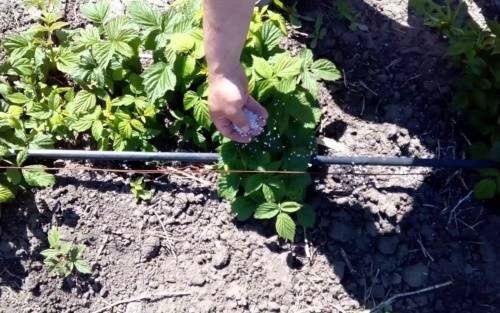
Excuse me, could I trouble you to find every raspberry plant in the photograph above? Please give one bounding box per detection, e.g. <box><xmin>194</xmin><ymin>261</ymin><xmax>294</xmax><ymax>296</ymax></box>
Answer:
<box><xmin>411</xmin><ymin>0</ymin><xmax>500</xmax><ymax>200</ymax></box>
<box><xmin>0</xmin><ymin>0</ymin><xmax>341</xmax><ymax>241</ymax></box>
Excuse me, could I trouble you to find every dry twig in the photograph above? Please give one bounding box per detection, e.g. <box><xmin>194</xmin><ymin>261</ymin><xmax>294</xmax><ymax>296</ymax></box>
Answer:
<box><xmin>369</xmin><ymin>280</ymin><xmax>453</xmax><ymax>313</ymax></box>
<box><xmin>92</xmin><ymin>291</ymin><xmax>190</xmax><ymax>313</ymax></box>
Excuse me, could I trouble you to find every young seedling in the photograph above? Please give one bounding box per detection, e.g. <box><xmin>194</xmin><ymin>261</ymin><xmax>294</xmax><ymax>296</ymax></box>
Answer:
<box><xmin>41</xmin><ymin>227</ymin><xmax>92</xmax><ymax>277</ymax></box>
<box><xmin>335</xmin><ymin>0</ymin><xmax>368</xmax><ymax>32</ymax></box>
<box><xmin>130</xmin><ymin>177</ymin><xmax>152</xmax><ymax>202</ymax></box>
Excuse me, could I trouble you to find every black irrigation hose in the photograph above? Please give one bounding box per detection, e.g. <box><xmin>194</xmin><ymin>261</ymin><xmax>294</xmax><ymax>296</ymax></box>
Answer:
<box><xmin>27</xmin><ymin>149</ymin><xmax>499</xmax><ymax>169</ymax></box>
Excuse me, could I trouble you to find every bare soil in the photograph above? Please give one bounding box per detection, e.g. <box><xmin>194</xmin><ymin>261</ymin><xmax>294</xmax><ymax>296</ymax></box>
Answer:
<box><xmin>1</xmin><ymin>1</ymin><xmax>500</xmax><ymax>313</ymax></box>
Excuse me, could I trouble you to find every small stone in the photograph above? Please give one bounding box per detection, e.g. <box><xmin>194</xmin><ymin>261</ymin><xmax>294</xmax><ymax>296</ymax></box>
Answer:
<box><xmin>403</xmin><ymin>263</ymin><xmax>428</xmax><ymax>288</ymax></box>
<box><xmin>268</xmin><ymin>301</ymin><xmax>281</xmax><ymax>312</ymax></box>
<box><xmin>189</xmin><ymin>271</ymin><xmax>206</xmax><ymax>287</ymax></box>
<box><xmin>99</xmin><ymin>287</ymin><xmax>109</xmax><ymax>297</ymax></box>
<box><xmin>24</xmin><ymin>276</ymin><xmax>39</xmax><ymax>292</ymax></box>
<box><xmin>125</xmin><ymin>302</ymin><xmax>142</xmax><ymax>313</ymax></box>
<box><xmin>141</xmin><ymin>236</ymin><xmax>160</xmax><ymax>261</ymax></box>
<box><xmin>377</xmin><ymin>236</ymin><xmax>400</xmax><ymax>255</ymax></box>
<box><xmin>213</xmin><ymin>243</ymin><xmax>230</xmax><ymax>269</ymax></box>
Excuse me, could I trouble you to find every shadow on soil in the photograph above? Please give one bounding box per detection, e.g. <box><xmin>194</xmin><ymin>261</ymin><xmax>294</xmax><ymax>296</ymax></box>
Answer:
<box><xmin>292</xmin><ymin>0</ymin><xmax>500</xmax><ymax>312</ymax></box>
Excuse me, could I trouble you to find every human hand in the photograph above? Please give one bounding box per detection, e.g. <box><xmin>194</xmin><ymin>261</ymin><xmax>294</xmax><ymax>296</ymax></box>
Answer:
<box><xmin>208</xmin><ymin>64</ymin><xmax>268</xmax><ymax>143</ymax></box>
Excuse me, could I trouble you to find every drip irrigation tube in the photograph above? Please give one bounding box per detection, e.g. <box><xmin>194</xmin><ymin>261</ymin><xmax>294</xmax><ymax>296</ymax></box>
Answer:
<box><xmin>27</xmin><ymin>149</ymin><xmax>499</xmax><ymax>169</ymax></box>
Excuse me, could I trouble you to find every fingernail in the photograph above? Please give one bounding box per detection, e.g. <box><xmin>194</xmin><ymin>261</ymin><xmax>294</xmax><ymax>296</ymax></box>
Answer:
<box><xmin>241</xmin><ymin>126</ymin><xmax>250</xmax><ymax>133</ymax></box>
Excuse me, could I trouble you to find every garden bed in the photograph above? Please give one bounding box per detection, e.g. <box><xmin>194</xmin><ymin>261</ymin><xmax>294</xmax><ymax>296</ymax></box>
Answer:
<box><xmin>1</xmin><ymin>0</ymin><xmax>500</xmax><ymax>312</ymax></box>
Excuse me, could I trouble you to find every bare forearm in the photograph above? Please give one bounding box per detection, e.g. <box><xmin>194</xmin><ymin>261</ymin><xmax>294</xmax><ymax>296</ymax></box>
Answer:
<box><xmin>203</xmin><ymin>0</ymin><xmax>254</xmax><ymax>75</ymax></box>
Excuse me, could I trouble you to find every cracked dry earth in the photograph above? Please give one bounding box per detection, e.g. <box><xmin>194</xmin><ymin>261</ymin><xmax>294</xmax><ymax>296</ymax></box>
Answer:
<box><xmin>1</xmin><ymin>0</ymin><xmax>500</xmax><ymax>312</ymax></box>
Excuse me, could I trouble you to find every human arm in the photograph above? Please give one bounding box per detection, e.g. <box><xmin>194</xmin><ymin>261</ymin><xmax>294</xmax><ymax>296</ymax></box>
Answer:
<box><xmin>203</xmin><ymin>0</ymin><xmax>268</xmax><ymax>143</ymax></box>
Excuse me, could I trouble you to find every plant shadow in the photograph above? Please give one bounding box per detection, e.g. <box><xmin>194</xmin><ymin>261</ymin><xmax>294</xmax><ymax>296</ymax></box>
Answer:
<box><xmin>277</xmin><ymin>0</ymin><xmax>500</xmax><ymax>311</ymax></box>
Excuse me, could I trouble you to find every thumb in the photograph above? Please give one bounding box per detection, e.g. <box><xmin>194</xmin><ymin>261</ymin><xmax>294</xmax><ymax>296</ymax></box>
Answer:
<box><xmin>229</xmin><ymin>109</ymin><xmax>250</xmax><ymax>133</ymax></box>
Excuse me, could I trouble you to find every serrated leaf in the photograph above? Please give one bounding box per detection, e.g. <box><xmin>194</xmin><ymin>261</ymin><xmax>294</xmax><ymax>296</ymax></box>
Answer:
<box><xmin>275</xmin><ymin>212</ymin><xmax>295</xmax><ymax>241</ymax></box>
<box><xmin>280</xmin><ymin>201</ymin><xmax>302</xmax><ymax>213</ymax></box>
<box><xmin>254</xmin><ymin>202</ymin><xmax>280</xmax><ymax>219</ymax></box>
<box><xmin>111</xmin><ymin>95</ymin><xmax>135</xmax><ymax>106</ymax></box>
<box><xmin>41</xmin><ymin>248</ymin><xmax>59</xmax><ymax>259</ymax></box>
<box><xmin>253</xmin><ymin>56</ymin><xmax>274</xmax><ymax>80</ymax></box>
<box><xmin>244</xmin><ymin>175</ymin><xmax>264</xmax><ymax>196</ymax></box>
<box><xmin>71</xmin><ymin>118</ymin><xmax>94</xmax><ymax>132</ymax></box>
<box><xmin>47</xmin><ymin>227</ymin><xmax>60</xmax><ymax>249</ymax></box>
<box><xmin>16</xmin><ymin>149</ymin><xmax>28</xmax><ymax>166</ymax></box>
<box><xmin>297</xmin><ymin>204</ymin><xmax>316</xmax><ymax>229</ymax></box>
<box><xmin>81</xmin><ymin>0</ymin><xmax>110</xmax><ymax>24</ymax></box>
<box><xmin>3</xmin><ymin>34</ymin><xmax>30</xmax><ymax>53</ymax></box>
<box><xmin>0</xmin><ymin>184</ymin><xmax>15</xmax><ymax>203</ymax></box>
<box><xmin>193</xmin><ymin>99</ymin><xmax>210</xmax><ymax>129</ymax></box>
<box><xmin>6</xmin><ymin>93</ymin><xmax>29</xmax><ymax>104</ymax></box>
<box><xmin>474</xmin><ymin>179</ymin><xmax>497</xmax><ymax>200</ymax></box>
<box><xmin>273</xmin><ymin>52</ymin><xmax>301</xmax><ymax>78</ymax></box>
<box><xmin>170</xmin><ymin>33</ymin><xmax>195</xmax><ymax>52</ymax></box>
<box><xmin>68</xmin><ymin>90</ymin><xmax>96</xmax><ymax>114</ymax></box>
<box><xmin>218</xmin><ymin>174</ymin><xmax>240</xmax><ymax>201</ymax></box>
<box><xmin>130</xmin><ymin>119</ymin><xmax>145</xmax><ymax>132</ymax></box>
<box><xmin>22</xmin><ymin>165</ymin><xmax>55</xmax><ymax>187</ymax></box>
<box><xmin>300</xmin><ymin>71</ymin><xmax>319</xmax><ymax>97</ymax></box>
<box><xmin>127</xmin><ymin>0</ymin><xmax>162</xmax><ymax>28</ymax></box>
<box><xmin>93</xmin><ymin>41</ymin><xmax>115</xmax><ymax>68</ymax></box>
<box><xmin>74</xmin><ymin>259</ymin><xmax>92</xmax><ymax>274</ymax></box>
<box><xmin>6</xmin><ymin>169</ymin><xmax>21</xmax><ymax>185</ymax></box>
<box><xmin>231</xmin><ymin>197</ymin><xmax>255</xmax><ymax>221</ymax></box>
<box><xmin>259</xmin><ymin>21</ymin><xmax>282</xmax><ymax>51</ymax></box>
<box><xmin>112</xmin><ymin>41</ymin><xmax>134</xmax><ymax>58</ymax></box>
<box><xmin>92</xmin><ymin>120</ymin><xmax>103</xmax><ymax>140</ymax></box>
<box><xmin>311</xmin><ymin>59</ymin><xmax>342</xmax><ymax>81</ymax></box>
<box><xmin>118</xmin><ymin>121</ymin><xmax>133</xmax><ymax>138</ymax></box>
<box><xmin>262</xmin><ymin>184</ymin><xmax>276</xmax><ymax>202</ymax></box>
<box><xmin>183</xmin><ymin>91</ymin><xmax>199</xmax><ymax>110</ymax></box>
<box><xmin>141</xmin><ymin>62</ymin><xmax>176</xmax><ymax>102</ymax></box>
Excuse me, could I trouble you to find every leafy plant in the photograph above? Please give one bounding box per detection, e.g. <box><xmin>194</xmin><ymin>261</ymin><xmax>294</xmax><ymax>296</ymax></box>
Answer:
<box><xmin>0</xmin><ymin>0</ymin><xmax>342</xmax><ymax>241</ymax></box>
<box><xmin>130</xmin><ymin>176</ymin><xmax>152</xmax><ymax>202</ymax></box>
<box><xmin>411</xmin><ymin>0</ymin><xmax>500</xmax><ymax>200</ymax></box>
<box><xmin>334</xmin><ymin>0</ymin><xmax>368</xmax><ymax>32</ymax></box>
<box><xmin>41</xmin><ymin>227</ymin><xmax>92</xmax><ymax>277</ymax></box>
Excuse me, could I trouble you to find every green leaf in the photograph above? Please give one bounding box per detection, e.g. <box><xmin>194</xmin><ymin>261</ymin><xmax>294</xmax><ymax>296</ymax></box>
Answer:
<box><xmin>262</xmin><ymin>184</ymin><xmax>276</xmax><ymax>202</ymax></box>
<box><xmin>6</xmin><ymin>93</ymin><xmax>29</xmax><ymax>104</ymax></box>
<box><xmin>259</xmin><ymin>21</ymin><xmax>282</xmax><ymax>51</ymax></box>
<box><xmin>41</xmin><ymin>248</ymin><xmax>59</xmax><ymax>259</ymax></box>
<box><xmin>193</xmin><ymin>99</ymin><xmax>211</xmax><ymax>129</ymax></box>
<box><xmin>170</xmin><ymin>33</ymin><xmax>195</xmax><ymax>53</ymax></box>
<box><xmin>57</xmin><ymin>48</ymin><xmax>80</xmax><ymax>74</ymax></box>
<box><xmin>218</xmin><ymin>174</ymin><xmax>240</xmax><ymax>201</ymax></box>
<box><xmin>141</xmin><ymin>62</ymin><xmax>176</xmax><ymax>102</ymax></box>
<box><xmin>311</xmin><ymin>59</ymin><xmax>342</xmax><ymax>81</ymax></box>
<box><xmin>3</xmin><ymin>34</ymin><xmax>30</xmax><ymax>53</ymax></box>
<box><xmin>47</xmin><ymin>227</ymin><xmax>60</xmax><ymax>249</ymax></box>
<box><xmin>287</xmin><ymin>96</ymin><xmax>316</xmax><ymax>123</ymax></box>
<box><xmin>93</xmin><ymin>41</ymin><xmax>115</xmax><ymax>68</ymax></box>
<box><xmin>272</xmin><ymin>52</ymin><xmax>301</xmax><ymax>78</ymax></box>
<box><xmin>67</xmin><ymin>90</ymin><xmax>96</xmax><ymax>114</ymax></box>
<box><xmin>127</xmin><ymin>0</ymin><xmax>162</xmax><ymax>28</ymax></box>
<box><xmin>300</xmin><ymin>71</ymin><xmax>319</xmax><ymax>97</ymax></box>
<box><xmin>71</xmin><ymin>118</ymin><xmax>94</xmax><ymax>132</ymax></box>
<box><xmin>74</xmin><ymin>259</ymin><xmax>92</xmax><ymax>274</ymax></box>
<box><xmin>280</xmin><ymin>201</ymin><xmax>302</xmax><ymax>213</ymax></box>
<box><xmin>92</xmin><ymin>120</ymin><xmax>103</xmax><ymax>140</ymax></box>
<box><xmin>118</xmin><ymin>121</ymin><xmax>133</xmax><ymax>139</ymax></box>
<box><xmin>183</xmin><ymin>91</ymin><xmax>199</xmax><ymax>110</ymax></box>
<box><xmin>0</xmin><ymin>184</ymin><xmax>15</xmax><ymax>203</ymax></box>
<box><xmin>297</xmin><ymin>204</ymin><xmax>316</xmax><ymax>229</ymax></box>
<box><xmin>81</xmin><ymin>0</ymin><xmax>110</xmax><ymax>24</ymax></box>
<box><xmin>231</xmin><ymin>197</ymin><xmax>255</xmax><ymax>221</ymax></box>
<box><xmin>22</xmin><ymin>165</ymin><xmax>56</xmax><ymax>187</ymax></box>
<box><xmin>112</xmin><ymin>41</ymin><xmax>134</xmax><ymax>58</ymax></box>
<box><xmin>244</xmin><ymin>175</ymin><xmax>264</xmax><ymax>196</ymax></box>
<box><xmin>253</xmin><ymin>56</ymin><xmax>274</xmax><ymax>80</ymax></box>
<box><xmin>275</xmin><ymin>212</ymin><xmax>295</xmax><ymax>241</ymax></box>
<box><xmin>130</xmin><ymin>119</ymin><xmax>145</xmax><ymax>132</ymax></box>
<box><xmin>111</xmin><ymin>95</ymin><xmax>135</xmax><ymax>107</ymax></box>
<box><xmin>6</xmin><ymin>169</ymin><xmax>22</xmax><ymax>185</ymax></box>
<box><xmin>474</xmin><ymin>179</ymin><xmax>497</xmax><ymax>200</ymax></box>
<box><xmin>254</xmin><ymin>202</ymin><xmax>280</xmax><ymax>219</ymax></box>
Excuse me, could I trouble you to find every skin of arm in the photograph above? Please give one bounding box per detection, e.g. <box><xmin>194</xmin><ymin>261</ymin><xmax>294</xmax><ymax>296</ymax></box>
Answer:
<box><xmin>203</xmin><ymin>0</ymin><xmax>268</xmax><ymax>143</ymax></box>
